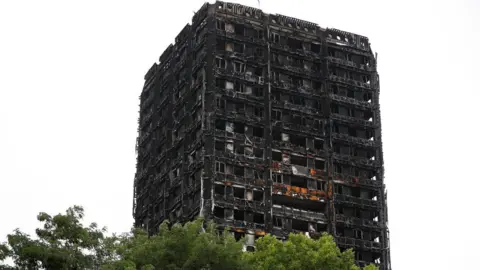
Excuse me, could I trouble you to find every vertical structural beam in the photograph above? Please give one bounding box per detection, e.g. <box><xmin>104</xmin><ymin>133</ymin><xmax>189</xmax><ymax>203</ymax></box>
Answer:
<box><xmin>181</xmin><ymin>26</ymin><xmax>194</xmax><ymax>222</ymax></box>
<box><xmin>165</xmin><ymin>50</ymin><xmax>176</xmax><ymax>231</ymax></box>
<box><xmin>202</xmin><ymin>4</ymin><xmax>216</xmax><ymax>220</ymax></box>
<box><xmin>321</xmin><ymin>30</ymin><xmax>335</xmax><ymax>237</ymax></box>
<box><xmin>263</xmin><ymin>14</ymin><xmax>273</xmax><ymax>233</ymax></box>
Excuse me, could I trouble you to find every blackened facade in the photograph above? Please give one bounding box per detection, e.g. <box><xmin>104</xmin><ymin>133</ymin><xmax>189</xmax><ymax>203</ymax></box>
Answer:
<box><xmin>134</xmin><ymin>2</ymin><xmax>390</xmax><ymax>269</ymax></box>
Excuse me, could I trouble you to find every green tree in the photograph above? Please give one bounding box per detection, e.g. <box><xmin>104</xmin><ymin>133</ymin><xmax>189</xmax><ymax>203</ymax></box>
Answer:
<box><xmin>243</xmin><ymin>233</ymin><xmax>377</xmax><ymax>270</ymax></box>
<box><xmin>0</xmin><ymin>205</ymin><xmax>113</xmax><ymax>270</ymax></box>
<box><xmin>101</xmin><ymin>219</ymin><xmax>247</xmax><ymax>270</ymax></box>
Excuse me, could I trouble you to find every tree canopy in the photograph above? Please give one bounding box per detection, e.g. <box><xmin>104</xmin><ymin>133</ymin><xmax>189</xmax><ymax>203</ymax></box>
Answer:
<box><xmin>0</xmin><ymin>206</ymin><xmax>378</xmax><ymax>270</ymax></box>
<box><xmin>0</xmin><ymin>206</ymin><xmax>112</xmax><ymax>270</ymax></box>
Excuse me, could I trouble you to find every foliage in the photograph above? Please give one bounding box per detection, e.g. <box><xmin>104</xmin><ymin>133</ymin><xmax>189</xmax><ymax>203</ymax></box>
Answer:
<box><xmin>0</xmin><ymin>206</ymin><xmax>378</xmax><ymax>270</ymax></box>
<box><xmin>0</xmin><ymin>205</ymin><xmax>112</xmax><ymax>270</ymax></box>
<box><xmin>243</xmin><ymin>233</ymin><xmax>368</xmax><ymax>270</ymax></box>
<box><xmin>101</xmin><ymin>219</ymin><xmax>246</xmax><ymax>270</ymax></box>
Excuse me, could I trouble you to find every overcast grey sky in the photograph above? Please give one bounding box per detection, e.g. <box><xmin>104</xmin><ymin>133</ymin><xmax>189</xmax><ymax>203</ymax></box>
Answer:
<box><xmin>1</xmin><ymin>0</ymin><xmax>478</xmax><ymax>269</ymax></box>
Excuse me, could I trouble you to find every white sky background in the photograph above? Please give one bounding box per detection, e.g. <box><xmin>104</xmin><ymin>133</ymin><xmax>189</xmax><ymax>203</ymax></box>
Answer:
<box><xmin>0</xmin><ymin>0</ymin><xmax>478</xmax><ymax>268</ymax></box>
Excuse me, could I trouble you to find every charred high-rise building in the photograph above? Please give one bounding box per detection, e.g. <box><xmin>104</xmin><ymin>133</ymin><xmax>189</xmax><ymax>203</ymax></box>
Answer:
<box><xmin>133</xmin><ymin>1</ymin><xmax>390</xmax><ymax>269</ymax></box>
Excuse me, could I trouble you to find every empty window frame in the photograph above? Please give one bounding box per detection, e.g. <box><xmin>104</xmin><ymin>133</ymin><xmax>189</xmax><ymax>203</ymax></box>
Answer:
<box><xmin>234</xmin><ymin>24</ymin><xmax>245</xmax><ymax>35</ymax></box>
<box><xmin>215</xmin><ymin>57</ymin><xmax>226</xmax><ymax>69</ymax></box>
<box><xmin>253</xmin><ymin>213</ymin><xmax>264</xmax><ymax>224</ymax></box>
<box><xmin>234</xmin><ymin>166</ymin><xmax>244</xmax><ymax>177</ymax></box>
<box><xmin>272</xmin><ymin>110</ymin><xmax>282</xmax><ymax>120</ymax></box>
<box><xmin>290</xmin><ymin>155</ymin><xmax>307</xmax><ymax>166</ymax></box>
<box><xmin>254</xmin><ymin>107</ymin><xmax>264</xmax><ymax>117</ymax></box>
<box><xmin>214</xmin><ymin>206</ymin><xmax>225</xmax><ymax>218</ymax></box>
<box><xmin>215</xmin><ymin>162</ymin><xmax>225</xmax><ymax>173</ymax></box>
<box><xmin>287</xmin><ymin>38</ymin><xmax>303</xmax><ymax>50</ymax></box>
<box><xmin>215</xmin><ymin>141</ymin><xmax>225</xmax><ymax>151</ymax></box>
<box><xmin>290</xmin><ymin>175</ymin><xmax>307</xmax><ymax>188</ymax></box>
<box><xmin>234</xmin><ymin>82</ymin><xmax>244</xmax><ymax>93</ymax></box>
<box><xmin>215</xmin><ymin>119</ymin><xmax>225</xmax><ymax>130</ymax></box>
<box><xmin>315</xmin><ymin>159</ymin><xmax>325</xmax><ymax>170</ymax></box>
<box><xmin>270</xmin><ymin>32</ymin><xmax>280</xmax><ymax>43</ymax></box>
<box><xmin>254</xmin><ymin>148</ymin><xmax>263</xmax><ymax>158</ymax></box>
<box><xmin>253</xmin><ymin>126</ymin><xmax>263</xmax><ymax>137</ymax></box>
<box><xmin>216</xmin><ymin>19</ymin><xmax>225</xmax><ymax>30</ymax></box>
<box><xmin>272</xmin><ymin>151</ymin><xmax>282</xmax><ymax>162</ymax></box>
<box><xmin>272</xmin><ymin>173</ymin><xmax>282</xmax><ymax>183</ymax></box>
<box><xmin>253</xmin><ymin>190</ymin><xmax>263</xmax><ymax>201</ymax></box>
<box><xmin>233</xmin><ymin>61</ymin><xmax>245</xmax><ymax>73</ymax></box>
<box><xmin>216</xmin><ymin>97</ymin><xmax>225</xmax><ymax>109</ymax></box>
<box><xmin>234</xmin><ymin>209</ymin><xmax>244</xmax><ymax>220</ymax></box>
<box><xmin>234</xmin><ymin>187</ymin><xmax>244</xmax><ymax>198</ymax></box>
<box><xmin>253</xmin><ymin>87</ymin><xmax>263</xmax><ymax>97</ymax></box>
<box><xmin>215</xmin><ymin>184</ymin><xmax>225</xmax><ymax>195</ymax></box>
<box><xmin>273</xmin><ymin>216</ymin><xmax>283</xmax><ymax>227</ymax></box>
<box><xmin>234</xmin><ymin>43</ymin><xmax>244</xmax><ymax>53</ymax></box>
<box><xmin>311</xmin><ymin>42</ymin><xmax>321</xmax><ymax>53</ymax></box>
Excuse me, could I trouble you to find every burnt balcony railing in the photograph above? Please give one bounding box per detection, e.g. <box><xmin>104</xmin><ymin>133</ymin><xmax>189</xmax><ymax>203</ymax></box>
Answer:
<box><xmin>335</xmin><ymin>214</ymin><xmax>384</xmax><ymax>229</ymax></box>
<box><xmin>335</xmin><ymin>236</ymin><xmax>382</xmax><ymax>252</ymax></box>
<box><xmin>334</xmin><ymin>194</ymin><xmax>381</xmax><ymax>209</ymax></box>
<box><xmin>272</xmin><ymin>205</ymin><xmax>327</xmax><ymax>223</ymax></box>
<box><xmin>330</xmin><ymin>113</ymin><xmax>377</xmax><ymax>128</ymax></box>
<box><xmin>328</xmin><ymin>74</ymin><xmax>372</xmax><ymax>90</ymax></box>
<box><xmin>331</xmin><ymin>132</ymin><xmax>377</xmax><ymax>148</ymax></box>
<box><xmin>332</xmin><ymin>152</ymin><xmax>381</xmax><ymax>169</ymax></box>
<box><xmin>332</xmin><ymin>173</ymin><xmax>382</xmax><ymax>188</ymax></box>
<box><xmin>330</xmin><ymin>94</ymin><xmax>375</xmax><ymax>110</ymax></box>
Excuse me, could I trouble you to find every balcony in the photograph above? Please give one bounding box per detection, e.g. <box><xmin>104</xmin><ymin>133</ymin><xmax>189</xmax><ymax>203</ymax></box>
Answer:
<box><xmin>214</xmin><ymin>108</ymin><xmax>262</xmax><ymax>127</ymax></box>
<box><xmin>272</xmin><ymin>183</ymin><xmax>326</xmax><ymax>201</ymax></box>
<box><xmin>332</xmin><ymin>152</ymin><xmax>381</xmax><ymax>169</ymax></box>
<box><xmin>270</xmin><ymin>43</ymin><xmax>309</xmax><ymax>59</ymax></box>
<box><xmin>216</xmin><ymin>29</ymin><xmax>264</xmax><ymax>46</ymax></box>
<box><xmin>330</xmin><ymin>113</ymin><xmax>377</xmax><ymax>128</ymax></box>
<box><xmin>213</xmin><ymin>217</ymin><xmax>266</xmax><ymax>235</ymax></box>
<box><xmin>271</xmin><ymin>99</ymin><xmax>320</xmax><ymax>117</ymax></box>
<box><xmin>335</xmin><ymin>214</ymin><xmax>384</xmax><ymax>229</ymax></box>
<box><xmin>214</xmin><ymin>129</ymin><xmax>265</xmax><ymax>145</ymax></box>
<box><xmin>332</xmin><ymin>174</ymin><xmax>382</xmax><ymax>189</ymax></box>
<box><xmin>214</xmin><ymin>194</ymin><xmax>266</xmax><ymax>212</ymax></box>
<box><xmin>328</xmin><ymin>74</ymin><xmax>372</xmax><ymax>90</ymax></box>
<box><xmin>271</xmin><ymin>81</ymin><xmax>316</xmax><ymax>97</ymax></box>
<box><xmin>271</xmin><ymin>140</ymin><xmax>308</xmax><ymax>156</ymax></box>
<box><xmin>326</xmin><ymin>56</ymin><xmax>360</xmax><ymax>69</ymax></box>
<box><xmin>271</xmin><ymin>121</ymin><xmax>318</xmax><ymax>138</ymax></box>
<box><xmin>334</xmin><ymin>194</ymin><xmax>381</xmax><ymax>209</ymax></box>
<box><xmin>272</xmin><ymin>205</ymin><xmax>327</xmax><ymax>223</ymax></box>
<box><xmin>215</xmin><ymin>68</ymin><xmax>265</xmax><ymax>86</ymax></box>
<box><xmin>335</xmin><ymin>236</ymin><xmax>382</xmax><ymax>252</ymax></box>
<box><xmin>327</xmin><ymin>58</ymin><xmax>374</xmax><ymax>76</ymax></box>
<box><xmin>214</xmin><ymin>173</ymin><xmax>265</xmax><ymax>188</ymax></box>
<box><xmin>331</xmin><ymin>132</ymin><xmax>377</xmax><ymax>148</ymax></box>
<box><xmin>330</xmin><ymin>94</ymin><xmax>375</xmax><ymax>110</ymax></box>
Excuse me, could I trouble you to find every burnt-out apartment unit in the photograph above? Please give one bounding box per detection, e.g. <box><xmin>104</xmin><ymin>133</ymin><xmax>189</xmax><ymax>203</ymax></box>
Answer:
<box><xmin>134</xmin><ymin>1</ymin><xmax>390</xmax><ymax>269</ymax></box>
